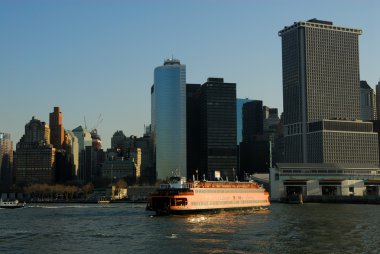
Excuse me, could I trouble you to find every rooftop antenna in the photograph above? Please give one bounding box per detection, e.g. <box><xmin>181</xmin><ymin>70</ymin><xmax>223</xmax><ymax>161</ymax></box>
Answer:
<box><xmin>84</xmin><ymin>116</ymin><xmax>88</xmax><ymax>130</ymax></box>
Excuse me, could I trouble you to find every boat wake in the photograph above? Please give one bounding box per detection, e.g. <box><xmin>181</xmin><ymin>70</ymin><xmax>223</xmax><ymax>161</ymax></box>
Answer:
<box><xmin>27</xmin><ymin>205</ymin><xmax>94</xmax><ymax>209</ymax></box>
<box><xmin>166</xmin><ymin>233</ymin><xmax>179</xmax><ymax>239</ymax></box>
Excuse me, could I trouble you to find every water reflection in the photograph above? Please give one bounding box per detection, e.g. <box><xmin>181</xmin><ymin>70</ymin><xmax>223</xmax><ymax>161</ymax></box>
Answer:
<box><xmin>1</xmin><ymin>203</ymin><xmax>380</xmax><ymax>254</ymax></box>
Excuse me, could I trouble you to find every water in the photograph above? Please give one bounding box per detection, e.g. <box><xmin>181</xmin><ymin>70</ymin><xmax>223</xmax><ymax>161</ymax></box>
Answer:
<box><xmin>1</xmin><ymin>203</ymin><xmax>379</xmax><ymax>254</ymax></box>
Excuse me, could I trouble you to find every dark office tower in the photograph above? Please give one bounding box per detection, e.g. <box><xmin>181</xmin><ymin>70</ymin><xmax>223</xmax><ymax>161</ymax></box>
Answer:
<box><xmin>239</xmin><ymin>101</ymin><xmax>271</xmax><ymax>174</ymax></box>
<box><xmin>200</xmin><ymin>78</ymin><xmax>237</xmax><ymax>180</ymax></box>
<box><xmin>376</xmin><ymin>81</ymin><xmax>380</xmax><ymax>120</ymax></box>
<box><xmin>360</xmin><ymin>81</ymin><xmax>376</xmax><ymax>120</ymax></box>
<box><xmin>279</xmin><ymin>19</ymin><xmax>371</xmax><ymax>163</ymax></box>
<box><xmin>242</xmin><ymin>100</ymin><xmax>263</xmax><ymax>142</ymax></box>
<box><xmin>236</xmin><ymin>98</ymin><xmax>253</xmax><ymax>145</ymax></box>
<box><xmin>0</xmin><ymin>133</ymin><xmax>13</xmax><ymax>192</ymax></box>
<box><xmin>55</xmin><ymin>150</ymin><xmax>75</xmax><ymax>183</ymax></box>
<box><xmin>111</xmin><ymin>130</ymin><xmax>128</xmax><ymax>156</ymax></box>
<box><xmin>49</xmin><ymin>107</ymin><xmax>64</xmax><ymax>149</ymax></box>
<box><xmin>186</xmin><ymin>84</ymin><xmax>201</xmax><ymax>180</ymax></box>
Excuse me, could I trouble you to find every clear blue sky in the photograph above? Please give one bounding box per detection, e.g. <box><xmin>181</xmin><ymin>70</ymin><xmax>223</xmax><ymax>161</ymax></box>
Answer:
<box><xmin>1</xmin><ymin>0</ymin><xmax>379</xmax><ymax>149</ymax></box>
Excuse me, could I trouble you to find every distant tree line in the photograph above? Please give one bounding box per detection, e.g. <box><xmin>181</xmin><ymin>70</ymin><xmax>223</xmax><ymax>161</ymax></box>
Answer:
<box><xmin>24</xmin><ymin>183</ymin><xmax>94</xmax><ymax>201</ymax></box>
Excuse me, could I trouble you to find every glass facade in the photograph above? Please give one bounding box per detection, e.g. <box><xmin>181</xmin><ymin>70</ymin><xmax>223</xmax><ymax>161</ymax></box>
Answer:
<box><xmin>236</xmin><ymin>98</ymin><xmax>253</xmax><ymax>145</ymax></box>
<box><xmin>152</xmin><ymin>59</ymin><xmax>186</xmax><ymax>180</ymax></box>
<box><xmin>200</xmin><ymin>79</ymin><xmax>237</xmax><ymax>180</ymax></box>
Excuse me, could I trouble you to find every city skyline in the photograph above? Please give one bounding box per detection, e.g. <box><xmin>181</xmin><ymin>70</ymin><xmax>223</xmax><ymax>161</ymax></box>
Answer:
<box><xmin>1</xmin><ymin>1</ymin><xmax>379</xmax><ymax>149</ymax></box>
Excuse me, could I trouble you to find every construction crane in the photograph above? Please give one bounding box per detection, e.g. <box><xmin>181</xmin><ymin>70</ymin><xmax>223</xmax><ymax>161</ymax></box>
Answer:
<box><xmin>83</xmin><ymin>114</ymin><xmax>103</xmax><ymax>133</ymax></box>
<box><xmin>83</xmin><ymin>114</ymin><xmax>103</xmax><ymax>151</ymax></box>
<box><xmin>92</xmin><ymin>114</ymin><xmax>103</xmax><ymax>133</ymax></box>
<box><xmin>84</xmin><ymin>116</ymin><xmax>88</xmax><ymax>130</ymax></box>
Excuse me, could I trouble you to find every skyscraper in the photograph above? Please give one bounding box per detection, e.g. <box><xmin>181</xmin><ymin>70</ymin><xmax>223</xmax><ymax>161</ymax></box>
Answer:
<box><xmin>279</xmin><ymin>19</ymin><xmax>378</xmax><ymax>164</ymax></box>
<box><xmin>271</xmin><ymin>19</ymin><xmax>380</xmax><ymax>201</ymax></box>
<box><xmin>65</xmin><ymin>130</ymin><xmax>79</xmax><ymax>176</ymax></box>
<box><xmin>236</xmin><ymin>98</ymin><xmax>253</xmax><ymax>145</ymax></box>
<box><xmin>151</xmin><ymin>59</ymin><xmax>186</xmax><ymax>180</ymax></box>
<box><xmin>186</xmin><ymin>84</ymin><xmax>202</xmax><ymax>180</ymax></box>
<box><xmin>111</xmin><ymin>130</ymin><xmax>128</xmax><ymax>157</ymax></box>
<box><xmin>376</xmin><ymin>81</ymin><xmax>380</xmax><ymax>120</ymax></box>
<box><xmin>200</xmin><ymin>78</ymin><xmax>237</xmax><ymax>180</ymax></box>
<box><xmin>242</xmin><ymin>100</ymin><xmax>263</xmax><ymax>142</ymax></box>
<box><xmin>49</xmin><ymin>107</ymin><xmax>64</xmax><ymax>149</ymax></box>
<box><xmin>239</xmin><ymin>101</ymin><xmax>272</xmax><ymax>174</ymax></box>
<box><xmin>15</xmin><ymin>117</ymin><xmax>55</xmax><ymax>184</ymax></box>
<box><xmin>360</xmin><ymin>81</ymin><xmax>376</xmax><ymax>121</ymax></box>
<box><xmin>72</xmin><ymin>126</ymin><xmax>93</xmax><ymax>181</ymax></box>
<box><xmin>0</xmin><ymin>132</ymin><xmax>13</xmax><ymax>191</ymax></box>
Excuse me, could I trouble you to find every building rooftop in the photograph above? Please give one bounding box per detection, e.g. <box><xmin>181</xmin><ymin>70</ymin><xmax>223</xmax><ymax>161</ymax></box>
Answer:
<box><xmin>276</xmin><ymin>163</ymin><xmax>380</xmax><ymax>170</ymax></box>
<box><xmin>279</xmin><ymin>19</ymin><xmax>362</xmax><ymax>37</ymax></box>
<box><xmin>164</xmin><ymin>58</ymin><xmax>181</xmax><ymax>65</ymax></box>
<box><xmin>307</xmin><ymin>18</ymin><xmax>333</xmax><ymax>25</ymax></box>
<box><xmin>360</xmin><ymin>80</ymin><xmax>372</xmax><ymax>90</ymax></box>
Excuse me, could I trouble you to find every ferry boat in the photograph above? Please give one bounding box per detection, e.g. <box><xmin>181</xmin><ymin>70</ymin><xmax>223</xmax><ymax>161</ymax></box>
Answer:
<box><xmin>97</xmin><ymin>196</ymin><xmax>111</xmax><ymax>204</ymax></box>
<box><xmin>147</xmin><ymin>176</ymin><xmax>270</xmax><ymax>215</ymax></box>
<box><xmin>0</xmin><ymin>198</ymin><xmax>26</xmax><ymax>209</ymax></box>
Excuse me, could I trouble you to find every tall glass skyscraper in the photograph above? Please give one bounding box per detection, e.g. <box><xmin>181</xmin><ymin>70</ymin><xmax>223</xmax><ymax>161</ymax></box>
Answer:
<box><xmin>151</xmin><ymin>59</ymin><xmax>186</xmax><ymax>180</ymax></box>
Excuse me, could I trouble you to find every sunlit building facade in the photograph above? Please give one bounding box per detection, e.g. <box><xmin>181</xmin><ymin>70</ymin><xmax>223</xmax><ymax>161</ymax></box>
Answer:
<box><xmin>278</xmin><ymin>19</ymin><xmax>376</xmax><ymax>163</ymax></box>
<box><xmin>49</xmin><ymin>106</ymin><xmax>64</xmax><ymax>149</ymax></box>
<box><xmin>65</xmin><ymin>130</ymin><xmax>79</xmax><ymax>176</ymax></box>
<box><xmin>151</xmin><ymin>59</ymin><xmax>186</xmax><ymax>180</ymax></box>
<box><xmin>15</xmin><ymin>117</ymin><xmax>55</xmax><ymax>184</ymax></box>
<box><xmin>271</xmin><ymin>19</ymin><xmax>380</xmax><ymax>202</ymax></box>
<box><xmin>72</xmin><ymin>126</ymin><xmax>93</xmax><ymax>181</ymax></box>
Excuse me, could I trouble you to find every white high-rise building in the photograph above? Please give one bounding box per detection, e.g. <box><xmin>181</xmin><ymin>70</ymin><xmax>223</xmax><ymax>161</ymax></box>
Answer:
<box><xmin>66</xmin><ymin>130</ymin><xmax>79</xmax><ymax>176</ymax></box>
<box><xmin>151</xmin><ymin>59</ymin><xmax>186</xmax><ymax>180</ymax></box>
<box><xmin>72</xmin><ymin>126</ymin><xmax>92</xmax><ymax>180</ymax></box>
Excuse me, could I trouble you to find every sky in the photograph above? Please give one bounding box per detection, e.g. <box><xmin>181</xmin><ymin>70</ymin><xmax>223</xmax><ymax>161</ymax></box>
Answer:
<box><xmin>1</xmin><ymin>0</ymin><xmax>379</xmax><ymax>149</ymax></box>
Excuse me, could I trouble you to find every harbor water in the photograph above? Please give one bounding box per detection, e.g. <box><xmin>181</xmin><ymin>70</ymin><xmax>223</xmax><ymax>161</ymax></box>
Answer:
<box><xmin>1</xmin><ymin>203</ymin><xmax>379</xmax><ymax>254</ymax></box>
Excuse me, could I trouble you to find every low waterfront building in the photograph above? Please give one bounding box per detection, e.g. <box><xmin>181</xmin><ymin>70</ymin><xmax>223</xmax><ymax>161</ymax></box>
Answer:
<box><xmin>307</xmin><ymin>119</ymin><xmax>379</xmax><ymax>164</ymax></box>
<box><xmin>127</xmin><ymin>186</ymin><xmax>157</xmax><ymax>201</ymax></box>
<box><xmin>270</xmin><ymin>163</ymin><xmax>380</xmax><ymax>202</ymax></box>
<box><xmin>102</xmin><ymin>158</ymin><xmax>136</xmax><ymax>180</ymax></box>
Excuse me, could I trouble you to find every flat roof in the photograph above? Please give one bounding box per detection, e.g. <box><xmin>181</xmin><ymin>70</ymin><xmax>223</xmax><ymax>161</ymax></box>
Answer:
<box><xmin>276</xmin><ymin>163</ymin><xmax>380</xmax><ymax>170</ymax></box>
<box><xmin>279</xmin><ymin>20</ymin><xmax>362</xmax><ymax>37</ymax></box>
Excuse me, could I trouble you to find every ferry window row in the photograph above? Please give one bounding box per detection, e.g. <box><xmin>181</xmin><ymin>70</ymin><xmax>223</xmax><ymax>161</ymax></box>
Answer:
<box><xmin>190</xmin><ymin>200</ymin><xmax>267</xmax><ymax>206</ymax></box>
<box><xmin>194</xmin><ymin>189</ymin><xmax>261</xmax><ymax>194</ymax></box>
<box><xmin>171</xmin><ymin>198</ymin><xmax>188</xmax><ymax>206</ymax></box>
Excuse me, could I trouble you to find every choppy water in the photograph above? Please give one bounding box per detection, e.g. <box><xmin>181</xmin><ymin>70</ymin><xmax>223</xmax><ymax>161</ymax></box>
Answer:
<box><xmin>1</xmin><ymin>203</ymin><xmax>379</xmax><ymax>254</ymax></box>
